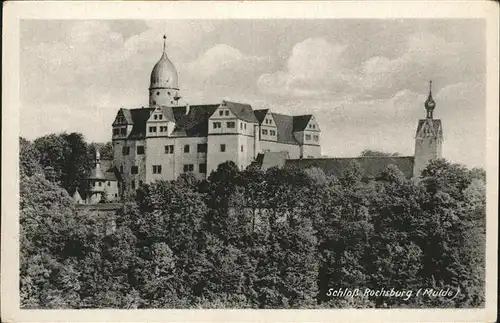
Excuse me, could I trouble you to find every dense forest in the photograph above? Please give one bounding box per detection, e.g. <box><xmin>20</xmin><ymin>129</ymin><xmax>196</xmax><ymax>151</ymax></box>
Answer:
<box><xmin>20</xmin><ymin>134</ymin><xmax>486</xmax><ymax>309</ymax></box>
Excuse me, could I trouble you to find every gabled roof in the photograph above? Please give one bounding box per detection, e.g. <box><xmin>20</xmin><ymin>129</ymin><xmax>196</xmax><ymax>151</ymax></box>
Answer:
<box><xmin>112</xmin><ymin>108</ymin><xmax>134</xmax><ymax>126</ymax></box>
<box><xmin>171</xmin><ymin>104</ymin><xmax>220</xmax><ymax>137</ymax></box>
<box><xmin>293</xmin><ymin>115</ymin><xmax>313</xmax><ymax>132</ymax></box>
<box><xmin>128</xmin><ymin>108</ymin><xmax>155</xmax><ymax>139</ymax></box>
<box><xmin>156</xmin><ymin>106</ymin><xmax>176</xmax><ymax>122</ymax></box>
<box><xmin>284</xmin><ymin>156</ymin><xmax>415</xmax><ymax>179</ymax></box>
<box><xmin>416</xmin><ymin>119</ymin><xmax>443</xmax><ymax>138</ymax></box>
<box><xmin>272</xmin><ymin>113</ymin><xmax>300</xmax><ymax>145</ymax></box>
<box><xmin>224</xmin><ymin>101</ymin><xmax>258</xmax><ymax>123</ymax></box>
<box><xmin>253</xmin><ymin>109</ymin><xmax>269</xmax><ymax>124</ymax></box>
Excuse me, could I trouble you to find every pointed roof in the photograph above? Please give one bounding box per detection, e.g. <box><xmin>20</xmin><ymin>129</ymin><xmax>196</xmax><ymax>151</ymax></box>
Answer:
<box><xmin>416</xmin><ymin>119</ymin><xmax>443</xmax><ymax>138</ymax></box>
<box><xmin>170</xmin><ymin>104</ymin><xmax>220</xmax><ymax>137</ymax></box>
<box><xmin>292</xmin><ymin>115</ymin><xmax>313</xmax><ymax>132</ymax></box>
<box><xmin>87</xmin><ymin>150</ymin><xmax>106</xmax><ymax>180</ymax></box>
<box><xmin>73</xmin><ymin>189</ymin><xmax>83</xmax><ymax>202</ymax></box>
<box><xmin>128</xmin><ymin>107</ymin><xmax>155</xmax><ymax>139</ymax></box>
<box><xmin>150</xmin><ymin>35</ymin><xmax>179</xmax><ymax>90</ymax></box>
<box><xmin>158</xmin><ymin>105</ymin><xmax>176</xmax><ymax>121</ymax></box>
<box><xmin>272</xmin><ymin>113</ymin><xmax>300</xmax><ymax>145</ymax></box>
<box><xmin>253</xmin><ymin>109</ymin><xmax>269</xmax><ymax>124</ymax></box>
<box><xmin>112</xmin><ymin>108</ymin><xmax>133</xmax><ymax>126</ymax></box>
<box><xmin>223</xmin><ymin>101</ymin><xmax>258</xmax><ymax>123</ymax></box>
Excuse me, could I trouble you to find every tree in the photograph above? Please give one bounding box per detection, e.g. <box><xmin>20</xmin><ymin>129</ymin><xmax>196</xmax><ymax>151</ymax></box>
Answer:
<box><xmin>20</xmin><ymin>137</ymin><xmax>43</xmax><ymax>177</ymax></box>
<box><xmin>34</xmin><ymin>132</ymin><xmax>92</xmax><ymax>194</ymax></box>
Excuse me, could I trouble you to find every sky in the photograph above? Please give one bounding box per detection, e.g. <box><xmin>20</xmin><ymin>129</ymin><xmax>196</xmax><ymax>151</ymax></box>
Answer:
<box><xmin>20</xmin><ymin>19</ymin><xmax>486</xmax><ymax>168</ymax></box>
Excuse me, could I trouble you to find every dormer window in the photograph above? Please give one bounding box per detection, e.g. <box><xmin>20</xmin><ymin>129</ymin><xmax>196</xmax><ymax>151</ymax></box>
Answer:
<box><xmin>219</xmin><ymin>110</ymin><xmax>224</xmax><ymax>116</ymax></box>
<box><xmin>224</xmin><ymin>110</ymin><xmax>229</xmax><ymax>116</ymax></box>
<box><xmin>305</xmin><ymin>134</ymin><xmax>311</xmax><ymax>140</ymax></box>
<box><xmin>154</xmin><ymin>115</ymin><xmax>158</xmax><ymax>120</ymax></box>
<box><xmin>158</xmin><ymin>115</ymin><xmax>163</xmax><ymax>120</ymax></box>
<box><xmin>116</xmin><ymin>116</ymin><xmax>125</xmax><ymax>124</ymax></box>
<box><xmin>120</xmin><ymin>128</ymin><xmax>127</xmax><ymax>135</ymax></box>
<box><xmin>113</xmin><ymin>129</ymin><xmax>119</xmax><ymax>136</ymax></box>
<box><xmin>149</xmin><ymin>126</ymin><xmax>157</xmax><ymax>133</ymax></box>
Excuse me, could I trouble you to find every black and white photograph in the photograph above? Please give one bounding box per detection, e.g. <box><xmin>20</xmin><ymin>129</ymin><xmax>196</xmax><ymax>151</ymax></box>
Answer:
<box><xmin>2</xmin><ymin>1</ymin><xmax>498</xmax><ymax>322</ymax></box>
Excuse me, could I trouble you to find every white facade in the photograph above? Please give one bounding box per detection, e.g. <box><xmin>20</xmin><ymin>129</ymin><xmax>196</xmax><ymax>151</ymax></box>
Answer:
<box><xmin>110</xmin><ymin>36</ymin><xmax>322</xmax><ymax>194</ymax></box>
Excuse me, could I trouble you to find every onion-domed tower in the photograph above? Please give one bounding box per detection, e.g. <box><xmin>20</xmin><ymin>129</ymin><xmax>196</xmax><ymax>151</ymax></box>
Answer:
<box><xmin>413</xmin><ymin>81</ymin><xmax>443</xmax><ymax>177</ymax></box>
<box><xmin>149</xmin><ymin>35</ymin><xmax>181</xmax><ymax>107</ymax></box>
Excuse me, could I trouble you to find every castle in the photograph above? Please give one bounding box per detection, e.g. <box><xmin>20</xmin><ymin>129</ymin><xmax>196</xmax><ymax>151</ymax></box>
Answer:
<box><xmin>79</xmin><ymin>36</ymin><xmax>443</xmax><ymax>203</ymax></box>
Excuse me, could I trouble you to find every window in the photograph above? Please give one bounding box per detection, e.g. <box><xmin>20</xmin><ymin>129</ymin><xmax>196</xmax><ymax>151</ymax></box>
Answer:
<box><xmin>309</xmin><ymin>124</ymin><xmax>312</xmax><ymax>129</ymax></box>
<box><xmin>270</xmin><ymin>130</ymin><xmax>276</xmax><ymax>136</ymax></box>
<box><xmin>160</xmin><ymin>126</ymin><xmax>168</xmax><ymax>132</ymax></box>
<box><xmin>131</xmin><ymin>180</ymin><xmax>136</xmax><ymax>190</ymax></box>
<box><xmin>154</xmin><ymin>114</ymin><xmax>158</xmax><ymax>120</ymax></box>
<box><xmin>137</xmin><ymin>146</ymin><xmax>145</xmax><ymax>154</ymax></box>
<box><xmin>227</xmin><ymin>121</ymin><xmax>236</xmax><ymax>128</ymax></box>
<box><xmin>220</xmin><ymin>144</ymin><xmax>226</xmax><ymax>152</ymax></box>
<box><xmin>224</xmin><ymin>110</ymin><xmax>229</xmax><ymax>116</ymax></box>
<box><xmin>240</xmin><ymin>122</ymin><xmax>243</xmax><ymax>130</ymax></box>
<box><xmin>197</xmin><ymin>143</ymin><xmax>207</xmax><ymax>153</ymax></box>
<box><xmin>184</xmin><ymin>145</ymin><xmax>190</xmax><ymax>153</ymax></box>
<box><xmin>149</xmin><ymin>126</ymin><xmax>157</xmax><ymax>133</ymax></box>
<box><xmin>199</xmin><ymin>163</ymin><xmax>207</xmax><ymax>174</ymax></box>
<box><xmin>153</xmin><ymin>165</ymin><xmax>162</xmax><ymax>174</ymax></box>
<box><xmin>113</xmin><ymin>128</ymin><xmax>119</xmax><ymax>135</ymax></box>
<box><xmin>213</xmin><ymin>122</ymin><xmax>222</xmax><ymax>129</ymax></box>
<box><xmin>120</xmin><ymin>166</ymin><xmax>123</xmax><ymax>173</ymax></box>
<box><xmin>158</xmin><ymin>115</ymin><xmax>163</xmax><ymax>120</ymax></box>
<box><xmin>131</xmin><ymin>166</ymin><xmax>138</xmax><ymax>174</ymax></box>
<box><xmin>122</xmin><ymin>147</ymin><xmax>130</xmax><ymax>155</ymax></box>
<box><xmin>244</xmin><ymin>123</ymin><xmax>247</xmax><ymax>130</ymax></box>
<box><xmin>156</xmin><ymin>91</ymin><xmax>160</xmax><ymax>95</ymax></box>
<box><xmin>312</xmin><ymin>124</ymin><xmax>316</xmax><ymax>129</ymax></box>
<box><xmin>120</xmin><ymin>128</ymin><xmax>127</xmax><ymax>135</ymax></box>
<box><xmin>313</xmin><ymin>135</ymin><xmax>319</xmax><ymax>141</ymax></box>
<box><xmin>183</xmin><ymin>164</ymin><xmax>194</xmax><ymax>172</ymax></box>
<box><xmin>165</xmin><ymin>145</ymin><xmax>174</xmax><ymax>154</ymax></box>
<box><xmin>107</xmin><ymin>182</ymin><xmax>110</xmax><ymax>186</ymax></box>
<box><xmin>116</xmin><ymin>116</ymin><xmax>125</xmax><ymax>124</ymax></box>
<box><xmin>262</xmin><ymin>129</ymin><xmax>268</xmax><ymax>135</ymax></box>
<box><xmin>305</xmin><ymin>134</ymin><xmax>311</xmax><ymax>140</ymax></box>
<box><xmin>98</xmin><ymin>182</ymin><xmax>102</xmax><ymax>187</ymax></box>
<box><xmin>219</xmin><ymin>110</ymin><xmax>224</xmax><ymax>116</ymax></box>
<box><xmin>241</xmin><ymin>145</ymin><xmax>244</xmax><ymax>152</ymax></box>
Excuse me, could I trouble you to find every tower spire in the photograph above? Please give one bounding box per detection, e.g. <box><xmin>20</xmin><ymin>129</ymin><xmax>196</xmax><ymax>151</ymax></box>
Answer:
<box><xmin>163</xmin><ymin>34</ymin><xmax>166</xmax><ymax>54</ymax></box>
<box><xmin>424</xmin><ymin>80</ymin><xmax>436</xmax><ymax>119</ymax></box>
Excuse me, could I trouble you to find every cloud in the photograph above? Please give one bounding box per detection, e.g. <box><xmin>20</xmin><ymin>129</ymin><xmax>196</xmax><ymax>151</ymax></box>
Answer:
<box><xmin>180</xmin><ymin>44</ymin><xmax>271</xmax><ymax>104</ymax></box>
<box><xmin>258</xmin><ymin>38</ymin><xmax>348</xmax><ymax>97</ymax></box>
<box><xmin>258</xmin><ymin>32</ymin><xmax>485</xmax><ymax>102</ymax></box>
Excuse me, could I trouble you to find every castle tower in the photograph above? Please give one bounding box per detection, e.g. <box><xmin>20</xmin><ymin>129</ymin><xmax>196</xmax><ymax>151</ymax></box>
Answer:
<box><xmin>86</xmin><ymin>150</ymin><xmax>106</xmax><ymax>204</ymax></box>
<box><xmin>413</xmin><ymin>81</ymin><xmax>443</xmax><ymax>177</ymax></box>
<box><xmin>149</xmin><ymin>35</ymin><xmax>181</xmax><ymax>107</ymax></box>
